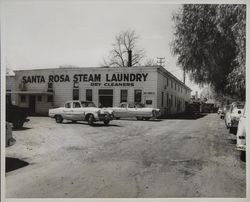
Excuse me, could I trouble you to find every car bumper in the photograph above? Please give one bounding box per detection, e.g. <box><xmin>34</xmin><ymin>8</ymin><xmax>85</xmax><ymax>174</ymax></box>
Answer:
<box><xmin>96</xmin><ymin>113</ymin><xmax>113</xmax><ymax>121</ymax></box>
<box><xmin>236</xmin><ymin>145</ymin><xmax>246</xmax><ymax>151</ymax></box>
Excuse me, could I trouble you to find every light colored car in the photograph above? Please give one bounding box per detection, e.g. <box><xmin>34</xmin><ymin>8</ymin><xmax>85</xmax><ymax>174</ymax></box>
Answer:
<box><xmin>236</xmin><ymin>106</ymin><xmax>246</xmax><ymax>161</ymax></box>
<box><xmin>6</xmin><ymin>122</ymin><xmax>16</xmax><ymax>147</ymax></box>
<box><xmin>106</xmin><ymin>102</ymin><xmax>161</xmax><ymax>120</ymax></box>
<box><xmin>48</xmin><ymin>100</ymin><xmax>114</xmax><ymax>125</ymax></box>
<box><xmin>217</xmin><ymin>107</ymin><xmax>222</xmax><ymax>114</ymax></box>
<box><xmin>220</xmin><ymin>105</ymin><xmax>230</xmax><ymax>119</ymax></box>
<box><xmin>225</xmin><ymin>102</ymin><xmax>244</xmax><ymax>130</ymax></box>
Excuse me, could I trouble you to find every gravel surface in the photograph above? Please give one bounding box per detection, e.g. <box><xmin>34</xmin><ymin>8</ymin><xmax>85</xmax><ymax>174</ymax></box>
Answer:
<box><xmin>5</xmin><ymin>114</ymin><xmax>246</xmax><ymax>197</ymax></box>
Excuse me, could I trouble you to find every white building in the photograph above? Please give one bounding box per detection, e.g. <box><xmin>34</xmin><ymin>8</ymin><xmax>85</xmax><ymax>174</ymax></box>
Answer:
<box><xmin>6</xmin><ymin>66</ymin><xmax>192</xmax><ymax>116</ymax></box>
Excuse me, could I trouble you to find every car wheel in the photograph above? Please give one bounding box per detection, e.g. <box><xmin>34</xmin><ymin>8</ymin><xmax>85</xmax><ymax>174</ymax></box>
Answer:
<box><xmin>72</xmin><ymin>120</ymin><xmax>77</xmax><ymax>123</ymax></box>
<box><xmin>144</xmin><ymin>117</ymin><xmax>150</xmax><ymax>121</ymax></box>
<box><xmin>104</xmin><ymin>120</ymin><xmax>110</xmax><ymax>125</ymax></box>
<box><xmin>116</xmin><ymin>117</ymin><xmax>120</xmax><ymax>120</ymax></box>
<box><xmin>88</xmin><ymin>114</ymin><xmax>94</xmax><ymax>125</ymax></box>
<box><xmin>55</xmin><ymin>115</ymin><xmax>63</xmax><ymax>123</ymax></box>
<box><xmin>240</xmin><ymin>151</ymin><xmax>246</xmax><ymax>162</ymax></box>
<box><xmin>13</xmin><ymin>120</ymin><xmax>24</xmax><ymax>128</ymax></box>
<box><xmin>136</xmin><ymin>117</ymin><xmax>143</xmax><ymax>120</ymax></box>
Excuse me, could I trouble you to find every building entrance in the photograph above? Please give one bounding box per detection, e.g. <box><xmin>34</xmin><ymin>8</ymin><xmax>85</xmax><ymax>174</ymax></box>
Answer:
<box><xmin>99</xmin><ymin>89</ymin><xmax>113</xmax><ymax>107</ymax></box>
<box><xmin>29</xmin><ymin>96</ymin><xmax>36</xmax><ymax>114</ymax></box>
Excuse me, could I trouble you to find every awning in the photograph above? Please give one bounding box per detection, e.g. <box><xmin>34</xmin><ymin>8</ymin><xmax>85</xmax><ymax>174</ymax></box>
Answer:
<box><xmin>6</xmin><ymin>91</ymin><xmax>53</xmax><ymax>95</ymax></box>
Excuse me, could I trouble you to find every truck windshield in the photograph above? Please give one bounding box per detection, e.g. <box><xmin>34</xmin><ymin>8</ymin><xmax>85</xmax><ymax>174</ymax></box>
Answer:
<box><xmin>81</xmin><ymin>101</ymin><xmax>96</xmax><ymax>107</ymax></box>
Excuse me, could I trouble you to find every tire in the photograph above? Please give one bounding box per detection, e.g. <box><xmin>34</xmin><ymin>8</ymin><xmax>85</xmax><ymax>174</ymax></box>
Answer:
<box><xmin>116</xmin><ymin>117</ymin><xmax>120</xmax><ymax>120</ymax></box>
<box><xmin>144</xmin><ymin>117</ymin><xmax>150</xmax><ymax>121</ymax></box>
<box><xmin>72</xmin><ymin>120</ymin><xmax>77</xmax><ymax>123</ymax></box>
<box><xmin>87</xmin><ymin>114</ymin><xmax>94</xmax><ymax>125</ymax></box>
<box><xmin>55</xmin><ymin>115</ymin><xmax>63</xmax><ymax>123</ymax></box>
<box><xmin>240</xmin><ymin>151</ymin><xmax>246</xmax><ymax>162</ymax></box>
<box><xmin>104</xmin><ymin>120</ymin><xmax>110</xmax><ymax>125</ymax></box>
<box><xmin>13</xmin><ymin>120</ymin><xmax>24</xmax><ymax>128</ymax></box>
<box><xmin>136</xmin><ymin>117</ymin><xmax>143</xmax><ymax>120</ymax></box>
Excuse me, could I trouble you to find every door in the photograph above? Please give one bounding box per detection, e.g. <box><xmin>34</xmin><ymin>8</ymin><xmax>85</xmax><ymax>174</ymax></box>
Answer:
<box><xmin>99</xmin><ymin>89</ymin><xmax>113</xmax><ymax>107</ymax></box>
<box><xmin>71</xmin><ymin>101</ymin><xmax>85</xmax><ymax>120</ymax></box>
<box><xmin>29</xmin><ymin>96</ymin><xmax>36</xmax><ymax>114</ymax></box>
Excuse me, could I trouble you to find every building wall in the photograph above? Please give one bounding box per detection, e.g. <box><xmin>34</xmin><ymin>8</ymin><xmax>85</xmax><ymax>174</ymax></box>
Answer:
<box><xmin>6</xmin><ymin>66</ymin><xmax>191</xmax><ymax>116</ymax></box>
<box><xmin>156</xmin><ymin>68</ymin><xmax>191</xmax><ymax>115</ymax></box>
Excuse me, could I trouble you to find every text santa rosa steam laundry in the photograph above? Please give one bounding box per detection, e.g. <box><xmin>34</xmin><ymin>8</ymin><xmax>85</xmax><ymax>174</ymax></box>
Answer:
<box><xmin>22</xmin><ymin>73</ymin><xmax>149</xmax><ymax>83</ymax></box>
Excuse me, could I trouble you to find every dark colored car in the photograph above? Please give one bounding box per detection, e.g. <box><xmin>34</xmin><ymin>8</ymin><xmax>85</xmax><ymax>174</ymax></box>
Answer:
<box><xmin>6</xmin><ymin>103</ymin><xmax>30</xmax><ymax>128</ymax></box>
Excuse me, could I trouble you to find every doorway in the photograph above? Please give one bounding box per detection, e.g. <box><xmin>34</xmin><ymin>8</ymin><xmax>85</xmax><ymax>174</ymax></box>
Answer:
<box><xmin>29</xmin><ymin>96</ymin><xmax>36</xmax><ymax>114</ymax></box>
<box><xmin>99</xmin><ymin>89</ymin><xmax>113</xmax><ymax>107</ymax></box>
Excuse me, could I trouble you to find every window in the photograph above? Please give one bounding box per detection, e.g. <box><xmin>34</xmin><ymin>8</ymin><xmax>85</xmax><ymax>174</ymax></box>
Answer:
<box><xmin>48</xmin><ymin>82</ymin><xmax>53</xmax><ymax>92</ymax></box>
<box><xmin>65</xmin><ymin>102</ymin><xmax>71</xmax><ymax>108</ymax></box>
<box><xmin>175</xmin><ymin>83</ymin><xmax>177</xmax><ymax>90</ymax></box>
<box><xmin>86</xmin><ymin>89</ymin><xmax>92</xmax><ymax>101</ymax></box>
<box><xmin>73</xmin><ymin>102</ymin><xmax>81</xmax><ymax>108</ymax></box>
<box><xmin>47</xmin><ymin>95</ymin><xmax>53</xmax><ymax>102</ymax></box>
<box><xmin>37</xmin><ymin>96</ymin><xmax>42</xmax><ymax>102</ymax></box>
<box><xmin>161</xmin><ymin>92</ymin><xmax>164</xmax><ymax>107</ymax></box>
<box><xmin>121</xmin><ymin>103</ymin><xmax>127</xmax><ymax>108</ymax></box>
<box><xmin>167</xmin><ymin>78</ymin><xmax>169</xmax><ymax>86</ymax></box>
<box><xmin>134</xmin><ymin>89</ymin><xmax>142</xmax><ymax>103</ymax></box>
<box><xmin>171</xmin><ymin>94</ymin><xmax>173</xmax><ymax>107</ymax></box>
<box><xmin>20</xmin><ymin>95</ymin><xmax>26</xmax><ymax>103</ymax></box>
<box><xmin>146</xmin><ymin>100</ymin><xmax>152</xmax><ymax>105</ymax></box>
<box><xmin>120</xmin><ymin>89</ymin><xmax>128</xmax><ymax>103</ymax></box>
<box><xmin>73</xmin><ymin>89</ymin><xmax>79</xmax><ymax>100</ymax></box>
<box><xmin>171</xmin><ymin>80</ymin><xmax>173</xmax><ymax>88</ymax></box>
<box><xmin>167</xmin><ymin>93</ymin><xmax>169</xmax><ymax>107</ymax></box>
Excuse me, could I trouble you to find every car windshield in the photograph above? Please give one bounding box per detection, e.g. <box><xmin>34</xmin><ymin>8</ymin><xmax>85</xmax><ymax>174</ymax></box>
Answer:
<box><xmin>81</xmin><ymin>101</ymin><xmax>96</xmax><ymax>107</ymax></box>
<box><xmin>135</xmin><ymin>103</ymin><xmax>145</xmax><ymax>108</ymax></box>
<box><xmin>236</xmin><ymin>104</ymin><xmax>244</xmax><ymax>109</ymax></box>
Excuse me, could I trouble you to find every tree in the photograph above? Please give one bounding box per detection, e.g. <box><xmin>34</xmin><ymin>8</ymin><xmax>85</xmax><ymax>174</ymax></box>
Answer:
<box><xmin>103</xmin><ymin>30</ymin><xmax>145</xmax><ymax>67</ymax></box>
<box><xmin>172</xmin><ymin>4</ymin><xmax>246</xmax><ymax>100</ymax></box>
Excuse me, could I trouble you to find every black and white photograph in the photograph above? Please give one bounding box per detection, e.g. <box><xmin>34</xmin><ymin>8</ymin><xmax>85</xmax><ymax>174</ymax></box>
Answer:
<box><xmin>1</xmin><ymin>0</ymin><xmax>248</xmax><ymax>200</ymax></box>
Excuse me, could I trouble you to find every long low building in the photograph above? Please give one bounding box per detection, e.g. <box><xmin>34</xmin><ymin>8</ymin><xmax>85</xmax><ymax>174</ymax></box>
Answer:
<box><xmin>6</xmin><ymin>66</ymin><xmax>192</xmax><ymax>116</ymax></box>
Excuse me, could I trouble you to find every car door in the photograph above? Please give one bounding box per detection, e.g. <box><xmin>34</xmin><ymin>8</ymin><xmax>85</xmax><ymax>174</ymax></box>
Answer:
<box><xmin>115</xmin><ymin>103</ymin><xmax>128</xmax><ymax>118</ymax></box>
<box><xmin>71</xmin><ymin>101</ymin><xmax>85</xmax><ymax>120</ymax></box>
<box><xmin>62</xmin><ymin>102</ymin><xmax>73</xmax><ymax>120</ymax></box>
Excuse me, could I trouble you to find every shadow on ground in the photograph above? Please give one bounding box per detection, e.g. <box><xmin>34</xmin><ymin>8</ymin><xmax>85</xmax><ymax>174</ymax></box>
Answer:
<box><xmin>62</xmin><ymin>121</ymin><xmax>122</xmax><ymax>127</ymax></box>
<box><xmin>6</xmin><ymin>157</ymin><xmax>29</xmax><ymax>173</ymax></box>
<box><xmin>12</xmin><ymin>127</ymin><xmax>32</xmax><ymax>131</ymax></box>
<box><xmin>161</xmin><ymin>113</ymin><xmax>208</xmax><ymax>120</ymax></box>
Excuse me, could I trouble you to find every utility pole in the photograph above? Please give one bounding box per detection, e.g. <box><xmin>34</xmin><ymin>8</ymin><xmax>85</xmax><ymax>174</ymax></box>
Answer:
<box><xmin>157</xmin><ymin>57</ymin><xmax>165</xmax><ymax>67</ymax></box>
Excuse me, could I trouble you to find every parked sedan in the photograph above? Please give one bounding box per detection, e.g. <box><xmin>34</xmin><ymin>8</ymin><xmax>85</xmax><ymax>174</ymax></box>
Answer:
<box><xmin>236</xmin><ymin>106</ymin><xmax>246</xmax><ymax>161</ymax></box>
<box><xmin>49</xmin><ymin>100</ymin><xmax>114</xmax><ymax>125</ymax></box>
<box><xmin>225</xmin><ymin>102</ymin><xmax>244</xmax><ymax>131</ymax></box>
<box><xmin>106</xmin><ymin>102</ymin><xmax>161</xmax><ymax>120</ymax></box>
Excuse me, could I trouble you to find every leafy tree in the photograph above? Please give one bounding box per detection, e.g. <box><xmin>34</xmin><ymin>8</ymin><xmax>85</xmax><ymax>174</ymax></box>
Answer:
<box><xmin>103</xmin><ymin>30</ymin><xmax>145</xmax><ymax>67</ymax></box>
<box><xmin>172</xmin><ymin>4</ymin><xmax>246</xmax><ymax>100</ymax></box>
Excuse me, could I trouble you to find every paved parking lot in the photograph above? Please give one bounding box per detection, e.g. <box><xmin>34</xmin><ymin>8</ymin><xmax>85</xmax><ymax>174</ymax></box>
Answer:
<box><xmin>5</xmin><ymin>114</ymin><xmax>246</xmax><ymax>197</ymax></box>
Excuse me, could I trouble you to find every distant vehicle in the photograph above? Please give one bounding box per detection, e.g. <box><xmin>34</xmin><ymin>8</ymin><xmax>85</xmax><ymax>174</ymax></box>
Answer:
<box><xmin>225</xmin><ymin>102</ymin><xmax>244</xmax><ymax>132</ymax></box>
<box><xmin>236</xmin><ymin>106</ymin><xmax>246</xmax><ymax>161</ymax></box>
<box><xmin>6</xmin><ymin>101</ymin><xmax>30</xmax><ymax>128</ymax></box>
<box><xmin>105</xmin><ymin>102</ymin><xmax>161</xmax><ymax>120</ymax></box>
<box><xmin>6</xmin><ymin>122</ymin><xmax>16</xmax><ymax>147</ymax></box>
<box><xmin>220</xmin><ymin>105</ymin><xmax>230</xmax><ymax>119</ymax></box>
<box><xmin>186</xmin><ymin>102</ymin><xmax>201</xmax><ymax>114</ymax></box>
<box><xmin>217</xmin><ymin>107</ymin><xmax>222</xmax><ymax>114</ymax></box>
<box><xmin>48</xmin><ymin>100</ymin><xmax>114</xmax><ymax>125</ymax></box>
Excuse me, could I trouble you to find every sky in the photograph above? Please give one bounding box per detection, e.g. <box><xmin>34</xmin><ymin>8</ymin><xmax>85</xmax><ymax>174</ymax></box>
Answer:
<box><xmin>2</xmin><ymin>0</ymin><xmax>202</xmax><ymax>95</ymax></box>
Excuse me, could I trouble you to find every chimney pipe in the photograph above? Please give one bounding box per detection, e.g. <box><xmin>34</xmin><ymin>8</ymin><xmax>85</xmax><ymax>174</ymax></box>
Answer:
<box><xmin>127</xmin><ymin>50</ymin><xmax>132</xmax><ymax>67</ymax></box>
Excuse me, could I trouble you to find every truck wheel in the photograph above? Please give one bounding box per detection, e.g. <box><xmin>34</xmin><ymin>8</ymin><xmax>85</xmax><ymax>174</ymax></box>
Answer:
<box><xmin>13</xmin><ymin>120</ymin><xmax>24</xmax><ymax>128</ymax></box>
<box><xmin>240</xmin><ymin>151</ymin><xmax>246</xmax><ymax>162</ymax></box>
<box><xmin>104</xmin><ymin>120</ymin><xmax>110</xmax><ymax>125</ymax></box>
<box><xmin>88</xmin><ymin>114</ymin><xmax>94</xmax><ymax>125</ymax></box>
<box><xmin>55</xmin><ymin>115</ymin><xmax>63</xmax><ymax>123</ymax></box>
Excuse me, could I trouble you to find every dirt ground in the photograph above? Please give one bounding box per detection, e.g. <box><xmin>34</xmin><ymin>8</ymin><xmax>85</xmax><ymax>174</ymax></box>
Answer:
<box><xmin>5</xmin><ymin>114</ymin><xmax>246</xmax><ymax>198</ymax></box>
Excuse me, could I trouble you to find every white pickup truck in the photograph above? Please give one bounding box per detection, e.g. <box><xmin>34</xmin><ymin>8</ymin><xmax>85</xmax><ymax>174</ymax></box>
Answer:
<box><xmin>48</xmin><ymin>101</ymin><xmax>114</xmax><ymax>125</ymax></box>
